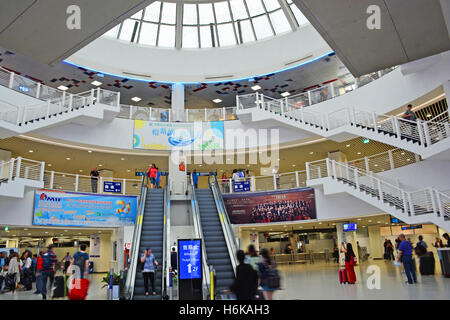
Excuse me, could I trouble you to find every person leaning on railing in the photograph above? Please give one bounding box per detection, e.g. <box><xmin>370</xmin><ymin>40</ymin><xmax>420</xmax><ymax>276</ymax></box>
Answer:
<box><xmin>400</xmin><ymin>104</ymin><xmax>418</xmax><ymax>138</ymax></box>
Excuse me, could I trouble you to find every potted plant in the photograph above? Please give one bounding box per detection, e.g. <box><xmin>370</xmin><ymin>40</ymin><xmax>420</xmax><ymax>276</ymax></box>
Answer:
<box><xmin>101</xmin><ymin>272</ymin><xmax>121</xmax><ymax>300</ymax></box>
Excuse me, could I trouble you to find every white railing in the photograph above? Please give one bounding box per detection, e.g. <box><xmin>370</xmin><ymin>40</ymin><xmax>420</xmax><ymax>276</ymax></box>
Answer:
<box><xmin>43</xmin><ymin>170</ymin><xmax>141</xmax><ymax>195</ymax></box>
<box><xmin>0</xmin><ymin>157</ymin><xmax>45</xmax><ymax>183</ymax></box>
<box><xmin>0</xmin><ymin>67</ymin><xmax>120</xmax><ymax>126</ymax></box>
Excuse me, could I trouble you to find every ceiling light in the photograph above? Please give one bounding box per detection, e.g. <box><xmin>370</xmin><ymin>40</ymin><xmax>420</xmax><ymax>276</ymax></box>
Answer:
<box><xmin>309</xmin><ymin>152</ymin><xmax>314</xmax><ymax>155</ymax></box>
<box><xmin>357</xmin><ymin>218</ymin><xmax>361</xmax><ymax>220</ymax></box>
<box><xmin>426</xmin><ymin>114</ymin><xmax>432</xmax><ymax>118</ymax></box>
<box><xmin>28</xmin><ymin>233</ymin><xmax>31</xmax><ymax>235</ymax></box>
<box><xmin>212</xmin><ymin>99</ymin><xmax>222</xmax><ymax>103</ymax></box>
<box><xmin>88</xmin><ymin>150</ymin><xmax>92</xmax><ymax>153</ymax></box>
<box><xmin>131</xmin><ymin>97</ymin><xmax>141</xmax><ymax>102</ymax></box>
<box><xmin>64</xmin><ymin>230</ymin><xmax>68</xmax><ymax>232</ymax></box>
<box><xmin>357</xmin><ymin>152</ymin><xmax>361</xmax><ymax>155</ymax></box>
<box><xmin>47</xmin><ymin>164</ymin><xmax>52</xmax><ymax>167</ymax></box>
<box><xmin>368</xmin><ymin>220</ymin><xmax>372</xmax><ymax>222</ymax></box>
<box><xmin>24</xmin><ymin>228</ymin><xmax>28</xmax><ymax>230</ymax></box>
<box><xmin>127</xmin><ymin>169</ymin><xmax>131</xmax><ymax>172</ymax></box>
<box><xmin>406</xmin><ymin>158</ymin><xmax>410</xmax><ymax>161</ymax></box>
<box><xmin>45</xmin><ymin>232</ymin><xmax>48</xmax><ymax>234</ymax></box>
<box><xmin>292</xmin><ymin>164</ymin><xmax>296</xmax><ymax>167</ymax></box>
<box><xmin>79</xmin><ymin>170</ymin><xmax>83</xmax><ymax>172</ymax></box>
<box><xmin>29</xmin><ymin>150</ymin><xmax>33</xmax><ymax>153</ymax></box>
<box><xmin>280</xmin><ymin>92</ymin><xmax>290</xmax><ymax>97</ymax></box>
<box><xmin>98</xmin><ymin>164</ymin><xmax>103</xmax><ymax>167</ymax></box>
<box><xmin>12</xmin><ymin>235</ymin><xmax>16</xmax><ymax>236</ymax></box>
<box><xmin>91</xmin><ymin>80</ymin><xmax>102</xmax><ymax>86</ymax></box>
<box><xmin>251</xmin><ymin>85</ymin><xmax>261</xmax><ymax>91</ymax></box>
<box><xmin>121</xmin><ymin>158</ymin><xmax>125</xmax><ymax>160</ymax></box>
<box><xmin>66</xmin><ymin>157</ymin><xmax>71</xmax><ymax>160</ymax></box>
<box><xmin>346</xmin><ymin>144</ymin><xmax>350</xmax><ymax>147</ymax></box>
<box><xmin>57</xmin><ymin>85</ymin><xmax>69</xmax><ymax>91</ymax></box>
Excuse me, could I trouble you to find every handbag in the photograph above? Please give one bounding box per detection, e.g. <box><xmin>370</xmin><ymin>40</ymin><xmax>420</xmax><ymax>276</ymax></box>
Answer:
<box><xmin>350</xmin><ymin>256</ymin><xmax>357</xmax><ymax>266</ymax></box>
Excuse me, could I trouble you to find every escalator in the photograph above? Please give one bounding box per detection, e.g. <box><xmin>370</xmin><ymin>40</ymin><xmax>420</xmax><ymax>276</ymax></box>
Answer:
<box><xmin>195</xmin><ymin>184</ymin><xmax>237</xmax><ymax>294</ymax></box>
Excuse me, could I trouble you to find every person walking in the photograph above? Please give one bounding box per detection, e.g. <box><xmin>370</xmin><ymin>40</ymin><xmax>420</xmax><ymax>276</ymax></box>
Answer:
<box><xmin>21</xmin><ymin>250</ymin><xmax>33</xmax><ymax>291</ymax></box>
<box><xmin>140</xmin><ymin>248</ymin><xmax>158</xmax><ymax>296</ymax></box>
<box><xmin>258</xmin><ymin>248</ymin><xmax>280</xmax><ymax>300</ymax></box>
<box><xmin>386</xmin><ymin>240</ymin><xmax>395</xmax><ymax>261</ymax></box>
<box><xmin>33</xmin><ymin>252</ymin><xmax>43</xmax><ymax>295</ymax></box>
<box><xmin>230</xmin><ymin>250</ymin><xmax>258</xmax><ymax>300</ymax></box>
<box><xmin>396</xmin><ymin>234</ymin><xmax>417</xmax><ymax>285</ymax></box>
<box><xmin>41</xmin><ymin>244</ymin><xmax>58</xmax><ymax>300</ymax></box>
<box><xmin>246</xmin><ymin>245</ymin><xmax>261</xmax><ymax>272</ymax></box>
<box><xmin>155</xmin><ymin>168</ymin><xmax>161</xmax><ymax>189</ymax></box>
<box><xmin>90</xmin><ymin>167</ymin><xmax>100</xmax><ymax>193</ymax></box>
<box><xmin>340</xmin><ymin>242</ymin><xmax>357</xmax><ymax>284</ymax></box>
<box><xmin>7</xmin><ymin>252</ymin><xmax>20</xmax><ymax>292</ymax></box>
<box><xmin>416</xmin><ymin>236</ymin><xmax>428</xmax><ymax>250</ymax></box>
<box><xmin>71</xmin><ymin>244</ymin><xmax>89</xmax><ymax>279</ymax></box>
<box><xmin>192</xmin><ymin>170</ymin><xmax>199</xmax><ymax>189</ymax></box>
<box><xmin>62</xmin><ymin>252</ymin><xmax>72</xmax><ymax>274</ymax></box>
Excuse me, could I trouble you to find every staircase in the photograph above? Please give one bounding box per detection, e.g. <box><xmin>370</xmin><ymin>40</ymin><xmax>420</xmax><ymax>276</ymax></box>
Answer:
<box><xmin>133</xmin><ymin>188</ymin><xmax>164</xmax><ymax>300</ymax></box>
<box><xmin>306</xmin><ymin>158</ymin><xmax>450</xmax><ymax>231</ymax></box>
<box><xmin>236</xmin><ymin>93</ymin><xmax>450</xmax><ymax>159</ymax></box>
<box><xmin>0</xmin><ymin>68</ymin><xmax>120</xmax><ymax>138</ymax></box>
<box><xmin>196</xmin><ymin>188</ymin><xmax>235</xmax><ymax>293</ymax></box>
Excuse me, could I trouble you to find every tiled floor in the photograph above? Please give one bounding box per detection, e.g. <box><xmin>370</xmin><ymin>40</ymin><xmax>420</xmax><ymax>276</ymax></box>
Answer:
<box><xmin>2</xmin><ymin>259</ymin><xmax>449</xmax><ymax>300</ymax></box>
<box><xmin>0</xmin><ymin>273</ymin><xmax>107</xmax><ymax>300</ymax></box>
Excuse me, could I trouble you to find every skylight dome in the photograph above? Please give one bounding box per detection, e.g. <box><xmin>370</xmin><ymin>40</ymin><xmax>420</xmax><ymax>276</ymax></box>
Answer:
<box><xmin>103</xmin><ymin>0</ymin><xmax>309</xmax><ymax>49</ymax></box>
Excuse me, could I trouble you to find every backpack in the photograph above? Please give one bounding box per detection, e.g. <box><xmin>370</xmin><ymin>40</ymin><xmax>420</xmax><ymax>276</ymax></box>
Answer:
<box><xmin>42</xmin><ymin>252</ymin><xmax>52</xmax><ymax>270</ymax></box>
<box><xmin>261</xmin><ymin>263</ymin><xmax>280</xmax><ymax>290</ymax></box>
<box><xmin>74</xmin><ymin>253</ymin><xmax>87</xmax><ymax>273</ymax></box>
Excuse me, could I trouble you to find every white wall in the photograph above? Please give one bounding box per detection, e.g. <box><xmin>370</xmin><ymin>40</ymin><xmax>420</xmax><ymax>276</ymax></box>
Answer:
<box><xmin>68</xmin><ymin>26</ymin><xmax>331</xmax><ymax>83</ymax></box>
<box><xmin>0</xmin><ymin>189</ymin><xmax>35</xmax><ymax>226</ymax></box>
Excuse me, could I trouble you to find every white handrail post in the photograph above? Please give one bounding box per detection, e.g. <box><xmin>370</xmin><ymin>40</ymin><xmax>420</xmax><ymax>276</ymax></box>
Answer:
<box><xmin>185</xmin><ymin>109</ymin><xmax>189</xmax><ymax>122</ymax></box>
<box><xmin>235</xmin><ymin>94</ymin><xmax>240</xmax><ymax>110</ymax></box>
<box><xmin>229</xmin><ymin>179</ymin><xmax>233</xmax><ymax>193</ymax></box>
<box><xmin>305</xmin><ymin>162</ymin><xmax>310</xmax><ymax>180</ymax></box>
<box><xmin>251</xmin><ymin>176</ymin><xmax>255</xmax><ymax>192</ymax></box>
<box><xmin>417</xmin><ymin>119</ymin><xmax>425</xmax><ymax>146</ymax></box>
<box><xmin>428</xmin><ymin>187</ymin><xmax>437</xmax><ymax>215</ymax></box>
<box><xmin>377</xmin><ymin>179</ymin><xmax>383</xmax><ymax>200</ymax></box>
<box><xmin>345</xmin><ymin>163</ymin><xmax>350</xmax><ymax>180</ymax></box>
<box><xmin>320</xmin><ymin>114</ymin><xmax>325</xmax><ymax>129</ymax></box>
<box><xmin>204</xmin><ymin>108</ymin><xmax>207</xmax><ymax>122</ymax></box>
<box><xmin>75</xmin><ymin>174</ymin><xmax>79</xmax><ymax>192</ymax></box>
<box><xmin>353</xmin><ymin>168</ymin><xmax>359</xmax><ymax>190</ymax></box>
<box><xmin>169</xmin><ymin>109</ymin><xmax>172</xmax><ymax>122</ymax></box>
<box><xmin>435</xmin><ymin>190</ymin><xmax>443</xmax><ymax>218</ymax></box>
<box><xmin>69</xmin><ymin>94</ymin><xmax>73</xmax><ymax>111</ymax></box>
<box><xmin>50</xmin><ymin>171</ymin><xmax>54</xmax><ymax>189</ymax></box>
<box><xmin>325</xmin><ymin>113</ymin><xmax>330</xmax><ymax>130</ymax></box>
<box><xmin>364</xmin><ymin>157</ymin><xmax>369</xmax><ymax>172</ymax></box>
<box><xmin>260</xmin><ymin>95</ymin><xmax>265</xmax><ymax>110</ymax></box>
<box><xmin>332</xmin><ymin>160</ymin><xmax>337</xmax><ymax>179</ymax></box>
<box><xmin>393</xmin><ymin>117</ymin><xmax>402</xmax><ymax>140</ymax></box>
<box><xmin>15</xmin><ymin>157</ymin><xmax>22</xmax><ymax>179</ymax></box>
<box><xmin>299</xmin><ymin>106</ymin><xmax>304</xmax><ymax>122</ymax></box>
<box><xmin>149</xmin><ymin>107</ymin><xmax>153</xmax><ymax>121</ymax></box>
<box><xmin>96</xmin><ymin>87</ymin><xmax>101</xmax><ymax>104</ymax></box>
<box><xmin>402</xmin><ymin>190</ymin><xmax>409</xmax><ymax>214</ymax></box>
<box><xmin>222</xmin><ymin>107</ymin><xmax>226</xmax><ymax>120</ymax></box>
<box><xmin>90</xmin><ymin>88</ymin><xmax>95</xmax><ymax>105</ymax></box>
<box><xmin>346</xmin><ymin>106</ymin><xmax>352</xmax><ymax>125</ymax></box>
<box><xmin>407</xmin><ymin>192</ymin><xmax>415</xmax><ymax>216</ymax></box>
<box><xmin>46</xmin><ymin>100</ymin><xmax>50</xmax><ymax>118</ymax></box>
<box><xmin>129</xmin><ymin>105</ymin><xmax>133</xmax><ymax>120</ymax></box>
<box><xmin>0</xmin><ymin>160</ymin><xmax>4</xmax><ymax>178</ymax></box>
<box><xmin>99</xmin><ymin>177</ymin><xmax>103</xmax><ymax>194</ymax></box>
<box><xmin>8</xmin><ymin>72</ymin><xmax>14</xmax><ymax>89</ymax></box>
<box><xmin>422</xmin><ymin>121</ymin><xmax>432</xmax><ymax>146</ymax></box>
<box><xmin>295</xmin><ymin>171</ymin><xmax>300</xmax><ymax>187</ymax></box>
<box><xmin>328</xmin><ymin>82</ymin><xmax>334</xmax><ymax>98</ymax></box>
<box><xmin>116</xmin><ymin>91</ymin><xmax>120</xmax><ymax>107</ymax></box>
<box><xmin>9</xmin><ymin>158</ymin><xmax>15</xmax><ymax>181</ymax></box>
<box><xmin>325</xmin><ymin>158</ymin><xmax>331</xmax><ymax>177</ymax></box>
<box><xmin>22</xmin><ymin>108</ymin><xmax>27</xmax><ymax>124</ymax></box>
<box><xmin>123</xmin><ymin>179</ymin><xmax>126</xmax><ymax>195</ymax></box>
<box><xmin>36</xmin><ymin>83</ymin><xmax>41</xmax><ymax>99</ymax></box>
<box><xmin>62</xmin><ymin>91</ymin><xmax>66</xmax><ymax>108</ymax></box>
<box><xmin>372</xmin><ymin>112</ymin><xmax>378</xmax><ymax>132</ymax></box>
<box><xmin>388</xmin><ymin>149</ymin><xmax>394</xmax><ymax>170</ymax></box>
<box><xmin>40</xmin><ymin>162</ymin><xmax>45</xmax><ymax>181</ymax></box>
<box><xmin>273</xmin><ymin>174</ymin><xmax>277</xmax><ymax>190</ymax></box>
<box><xmin>307</xmin><ymin>90</ymin><xmax>312</xmax><ymax>106</ymax></box>
<box><xmin>317</xmin><ymin>166</ymin><xmax>321</xmax><ymax>179</ymax></box>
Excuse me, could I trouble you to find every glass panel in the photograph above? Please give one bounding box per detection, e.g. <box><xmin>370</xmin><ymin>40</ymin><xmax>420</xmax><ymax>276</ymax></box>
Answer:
<box><xmin>239</xmin><ymin>19</ymin><xmax>255</xmax><ymax>42</ymax></box>
<box><xmin>214</xmin><ymin>2</ymin><xmax>232</xmax><ymax>23</ymax></box>
<box><xmin>143</xmin><ymin>2</ymin><xmax>161</xmax><ymax>22</ymax></box>
<box><xmin>217</xmin><ymin>23</ymin><xmax>236</xmax><ymax>46</ymax></box>
<box><xmin>118</xmin><ymin>19</ymin><xmax>136</xmax><ymax>41</ymax></box>
<box><xmin>263</xmin><ymin>0</ymin><xmax>281</xmax><ymax>11</ymax></box>
<box><xmin>183</xmin><ymin>4</ymin><xmax>197</xmax><ymax>25</ymax></box>
<box><xmin>290</xmin><ymin>4</ymin><xmax>309</xmax><ymax>26</ymax></box>
<box><xmin>131</xmin><ymin>10</ymin><xmax>143</xmax><ymax>20</ymax></box>
<box><xmin>252</xmin><ymin>15</ymin><xmax>273</xmax><ymax>39</ymax></box>
<box><xmin>200</xmin><ymin>25</ymin><xmax>213</xmax><ymax>48</ymax></box>
<box><xmin>104</xmin><ymin>24</ymin><xmax>120</xmax><ymax>38</ymax></box>
<box><xmin>139</xmin><ymin>22</ymin><xmax>158</xmax><ymax>46</ymax></box>
<box><xmin>160</xmin><ymin>2</ymin><xmax>176</xmax><ymax>24</ymax></box>
<box><xmin>269</xmin><ymin>10</ymin><xmax>291</xmax><ymax>34</ymax></box>
<box><xmin>198</xmin><ymin>3</ymin><xmax>215</xmax><ymax>25</ymax></box>
<box><xmin>183</xmin><ymin>26</ymin><xmax>199</xmax><ymax>48</ymax></box>
<box><xmin>230</xmin><ymin>0</ymin><xmax>249</xmax><ymax>20</ymax></box>
<box><xmin>158</xmin><ymin>25</ymin><xmax>176</xmax><ymax>47</ymax></box>
<box><xmin>246</xmin><ymin>0</ymin><xmax>265</xmax><ymax>16</ymax></box>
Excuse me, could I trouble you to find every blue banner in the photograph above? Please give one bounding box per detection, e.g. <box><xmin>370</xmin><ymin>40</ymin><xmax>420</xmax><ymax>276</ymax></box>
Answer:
<box><xmin>233</xmin><ymin>180</ymin><xmax>251</xmax><ymax>193</ymax></box>
<box><xmin>178</xmin><ymin>239</ymin><xmax>202</xmax><ymax>280</ymax></box>
<box><xmin>33</xmin><ymin>189</ymin><xmax>138</xmax><ymax>227</ymax></box>
<box><xmin>103</xmin><ymin>181</ymin><xmax>122</xmax><ymax>193</ymax></box>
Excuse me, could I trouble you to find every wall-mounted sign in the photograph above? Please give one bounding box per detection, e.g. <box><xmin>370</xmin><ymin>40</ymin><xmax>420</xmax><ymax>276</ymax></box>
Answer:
<box><xmin>103</xmin><ymin>181</ymin><xmax>122</xmax><ymax>193</ymax></box>
<box><xmin>233</xmin><ymin>180</ymin><xmax>251</xmax><ymax>193</ymax></box>
<box><xmin>178</xmin><ymin>239</ymin><xmax>202</xmax><ymax>280</ymax></box>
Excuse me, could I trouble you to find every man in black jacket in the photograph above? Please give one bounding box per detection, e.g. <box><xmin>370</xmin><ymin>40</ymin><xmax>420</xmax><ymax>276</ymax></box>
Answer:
<box><xmin>230</xmin><ymin>250</ymin><xmax>258</xmax><ymax>300</ymax></box>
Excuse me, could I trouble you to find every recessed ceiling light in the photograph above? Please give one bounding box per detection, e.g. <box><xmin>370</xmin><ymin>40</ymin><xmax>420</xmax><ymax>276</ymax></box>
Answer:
<box><xmin>280</xmin><ymin>92</ymin><xmax>290</xmax><ymax>97</ymax></box>
<box><xmin>309</xmin><ymin>152</ymin><xmax>314</xmax><ymax>155</ymax></box>
<box><xmin>292</xmin><ymin>164</ymin><xmax>296</xmax><ymax>167</ymax></box>
<box><xmin>64</xmin><ymin>230</ymin><xmax>68</xmax><ymax>232</ymax></box>
<box><xmin>88</xmin><ymin>150</ymin><xmax>92</xmax><ymax>153</ymax></box>
<box><xmin>357</xmin><ymin>218</ymin><xmax>361</xmax><ymax>220</ymax></box>
<box><xmin>131</xmin><ymin>97</ymin><xmax>141</xmax><ymax>102</ymax></box>
<box><xmin>79</xmin><ymin>170</ymin><xmax>83</xmax><ymax>172</ymax></box>
<box><xmin>45</xmin><ymin>232</ymin><xmax>48</xmax><ymax>234</ymax></box>
<box><xmin>91</xmin><ymin>80</ymin><xmax>102</xmax><ymax>86</ymax></box>
<box><xmin>24</xmin><ymin>228</ymin><xmax>28</xmax><ymax>230</ymax></box>
<box><xmin>121</xmin><ymin>158</ymin><xmax>125</xmax><ymax>160</ymax></box>
<box><xmin>346</xmin><ymin>144</ymin><xmax>350</xmax><ymax>147</ymax></box>
<box><xmin>426</xmin><ymin>114</ymin><xmax>432</xmax><ymax>118</ymax></box>
<box><xmin>406</xmin><ymin>158</ymin><xmax>410</xmax><ymax>161</ymax></box>
<box><xmin>368</xmin><ymin>220</ymin><xmax>372</xmax><ymax>222</ymax></box>
<box><xmin>251</xmin><ymin>85</ymin><xmax>261</xmax><ymax>91</ymax></box>
<box><xmin>127</xmin><ymin>169</ymin><xmax>131</xmax><ymax>172</ymax></box>
<box><xmin>57</xmin><ymin>85</ymin><xmax>69</xmax><ymax>91</ymax></box>
<box><xmin>47</xmin><ymin>164</ymin><xmax>52</xmax><ymax>167</ymax></box>
<box><xmin>12</xmin><ymin>235</ymin><xmax>16</xmax><ymax>236</ymax></box>
<box><xmin>28</xmin><ymin>150</ymin><xmax>33</xmax><ymax>153</ymax></box>
<box><xmin>98</xmin><ymin>164</ymin><xmax>103</xmax><ymax>167</ymax></box>
<box><xmin>357</xmin><ymin>152</ymin><xmax>361</xmax><ymax>155</ymax></box>
<box><xmin>66</xmin><ymin>157</ymin><xmax>71</xmax><ymax>160</ymax></box>
<box><xmin>212</xmin><ymin>99</ymin><xmax>222</xmax><ymax>103</ymax></box>
<box><xmin>28</xmin><ymin>233</ymin><xmax>31</xmax><ymax>235</ymax></box>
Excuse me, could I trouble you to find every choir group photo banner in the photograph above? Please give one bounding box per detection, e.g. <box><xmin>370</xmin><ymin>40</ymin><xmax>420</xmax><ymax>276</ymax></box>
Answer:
<box><xmin>133</xmin><ymin>120</ymin><xmax>224</xmax><ymax>151</ymax></box>
<box><xmin>33</xmin><ymin>189</ymin><xmax>138</xmax><ymax>227</ymax></box>
<box><xmin>222</xmin><ymin>187</ymin><xmax>317</xmax><ymax>224</ymax></box>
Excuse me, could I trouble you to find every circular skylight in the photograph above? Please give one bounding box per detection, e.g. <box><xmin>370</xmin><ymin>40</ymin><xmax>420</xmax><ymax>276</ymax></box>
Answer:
<box><xmin>103</xmin><ymin>0</ymin><xmax>309</xmax><ymax>49</ymax></box>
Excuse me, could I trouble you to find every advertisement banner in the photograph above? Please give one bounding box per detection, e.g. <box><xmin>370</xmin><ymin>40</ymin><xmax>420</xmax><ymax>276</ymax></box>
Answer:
<box><xmin>33</xmin><ymin>189</ymin><xmax>138</xmax><ymax>227</ymax></box>
<box><xmin>178</xmin><ymin>239</ymin><xmax>202</xmax><ymax>280</ymax></box>
<box><xmin>90</xmin><ymin>234</ymin><xmax>101</xmax><ymax>258</ymax></box>
<box><xmin>222</xmin><ymin>187</ymin><xmax>316</xmax><ymax>224</ymax></box>
<box><xmin>133</xmin><ymin>120</ymin><xmax>224</xmax><ymax>151</ymax></box>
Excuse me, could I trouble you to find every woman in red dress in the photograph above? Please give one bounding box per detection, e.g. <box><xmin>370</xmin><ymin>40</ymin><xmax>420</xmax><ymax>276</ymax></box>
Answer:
<box><xmin>340</xmin><ymin>242</ymin><xmax>357</xmax><ymax>284</ymax></box>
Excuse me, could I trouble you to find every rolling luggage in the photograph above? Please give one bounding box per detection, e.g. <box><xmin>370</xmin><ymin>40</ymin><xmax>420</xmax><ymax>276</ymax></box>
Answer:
<box><xmin>339</xmin><ymin>269</ymin><xmax>348</xmax><ymax>284</ymax></box>
<box><xmin>52</xmin><ymin>275</ymin><xmax>66</xmax><ymax>298</ymax></box>
<box><xmin>68</xmin><ymin>278</ymin><xmax>90</xmax><ymax>300</ymax></box>
<box><xmin>419</xmin><ymin>252</ymin><xmax>435</xmax><ymax>275</ymax></box>
<box><xmin>5</xmin><ymin>273</ymin><xmax>16</xmax><ymax>291</ymax></box>
<box><xmin>21</xmin><ymin>273</ymin><xmax>32</xmax><ymax>290</ymax></box>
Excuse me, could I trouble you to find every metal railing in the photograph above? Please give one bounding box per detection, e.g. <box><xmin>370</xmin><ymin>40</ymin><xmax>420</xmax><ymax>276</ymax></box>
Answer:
<box><xmin>162</xmin><ymin>176</ymin><xmax>171</xmax><ymax>299</ymax></box>
<box><xmin>0</xmin><ymin>157</ymin><xmax>45</xmax><ymax>183</ymax></box>
<box><xmin>189</xmin><ymin>178</ymin><xmax>210</xmax><ymax>300</ymax></box>
<box><xmin>123</xmin><ymin>176</ymin><xmax>147</xmax><ymax>300</ymax></box>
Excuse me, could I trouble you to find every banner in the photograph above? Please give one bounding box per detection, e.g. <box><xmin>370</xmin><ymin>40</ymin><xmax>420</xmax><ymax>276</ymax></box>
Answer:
<box><xmin>33</xmin><ymin>189</ymin><xmax>138</xmax><ymax>227</ymax></box>
<box><xmin>222</xmin><ymin>187</ymin><xmax>316</xmax><ymax>224</ymax></box>
<box><xmin>90</xmin><ymin>234</ymin><xmax>101</xmax><ymax>258</ymax></box>
<box><xmin>133</xmin><ymin>120</ymin><xmax>224</xmax><ymax>151</ymax></box>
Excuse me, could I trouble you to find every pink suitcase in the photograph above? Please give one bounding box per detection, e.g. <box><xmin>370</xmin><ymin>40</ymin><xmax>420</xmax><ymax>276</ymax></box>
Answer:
<box><xmin>339</xmin><ymin>269</ymin><xmax>348</xmax><ymax>284</ymax></box>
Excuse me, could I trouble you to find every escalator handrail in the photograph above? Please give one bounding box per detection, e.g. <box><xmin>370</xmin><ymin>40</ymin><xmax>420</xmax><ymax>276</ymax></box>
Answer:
<box><xmin>189</xmin><ymin>177</ymin><xmax>211</xmax><ymax>300</ymax></box>
<box><xmin>210</xmin><ymin>176</ymin><xmax>238</xmax><ymax>276</ymax></box>
<box><xmin>124</xmin><ymin>175</ymin><xmax>147</xmax><ymax>300</ymax></box>
<box><xmin>162</xmin><ymin>176</ymin><xmax>170</xmax><ymax>298</ymax></box>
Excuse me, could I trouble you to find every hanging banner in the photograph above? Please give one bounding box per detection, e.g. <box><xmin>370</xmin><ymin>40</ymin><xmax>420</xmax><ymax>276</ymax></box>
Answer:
<box><xmin>90</xmin><ymin>234</ymin><xmax>101</xmax><ymax>258</ymax></box>
<box><xmin>133</xmin><ymin>120</ymin><xmax>224</xmax><ymax>151</ymax></box>
<box><xmin>222</xmin><ymin>187</ymin><xmax>317</xmax><ymax>224</ymax></box>
<box><xmin>33</xmin><ymin>189</ymin><xmax>138</xmax><ymax>227</ymax></box>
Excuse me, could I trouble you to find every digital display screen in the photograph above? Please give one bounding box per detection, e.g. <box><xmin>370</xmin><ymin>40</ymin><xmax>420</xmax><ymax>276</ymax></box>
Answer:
<box><xmin>178</xmin><ymin>239</ymin><xmax>202</xmax><ymax>280</ymax></box>
<box><xmin>343</xmin><ymin>223</ymin><xmax>357</xmax><ymax>232</ymax></box>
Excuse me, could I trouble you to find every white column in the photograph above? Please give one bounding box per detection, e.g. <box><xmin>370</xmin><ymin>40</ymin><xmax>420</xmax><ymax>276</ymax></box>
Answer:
<box><xmin>171</xmin><ymin>83</ymin><xmax>185</xmax><ymax>122</ymax></box>
<box><xmin>15</xmin><ymin>157</ymin><xmax>22</xmax><ymax>178</ymax></box>
<box><xmin>368</xmin><ymin>225</ymin><xmax>384</xmax><ymax>259</ymax></box>
<box><xmin>388</xmin><ymin>149</ymin><xmax>394</xmax><ymax>170</ymax></box>
<box><xmin>50</xmin><ymin>171</ymin><xmax>54</xmax><ymax>189</ymax></box>
<box><xmin>295</xmin><ymin>171</ymin><xmax>300</xmax><ymax>187</ymax></box>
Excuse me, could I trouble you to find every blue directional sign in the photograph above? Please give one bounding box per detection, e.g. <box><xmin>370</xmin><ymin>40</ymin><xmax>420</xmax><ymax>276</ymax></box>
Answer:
<box><xmin>178</xmin><ymin>239</ymin><xmax>202</xmax><ymax>280</ymax></box>
<box><xmin>233</xmin><ymin>180</ymin><xmax>251</xmax><ymax>193</ymax></box>
<box><xmin>103</xmin><ymin>181</ymin><xmax>122</xmax><ymax>193</ymax></box>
